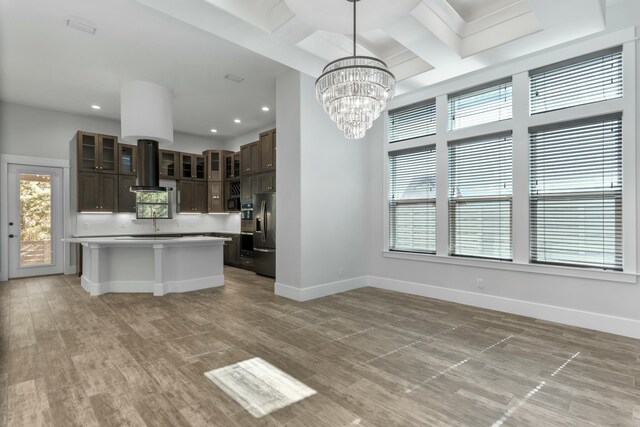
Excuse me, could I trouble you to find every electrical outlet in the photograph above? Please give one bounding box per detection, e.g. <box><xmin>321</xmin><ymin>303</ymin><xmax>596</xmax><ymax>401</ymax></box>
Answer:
<box><xmin>82</xmin><ymin>223</ymin><xmax>89</xmax><ymax>230</ymax></box>
<box><xmin>476</xmin><ymin>278</ymin><xmax>484</xmax><ymax>289</ymax></box>
<box><xmin>338</xmin><ymin>267</ymin><xmax>344</xmax><ymax>277</ymax></box>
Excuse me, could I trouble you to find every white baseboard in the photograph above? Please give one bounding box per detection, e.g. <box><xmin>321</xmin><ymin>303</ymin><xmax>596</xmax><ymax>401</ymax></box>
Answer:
<box><xmin>81</xmin><ymin>275</ymin><xmax>224</xmax><ymax>296</ymax></box>
<box><xmin>368</xmin><ymin>276</ymin><xmax>640</xmax><ymax>339</ymax></box>
<box><xmin>275</xmin><ymin>276</ymin><xmax>368</xmax><ymax>301</ymax></box>
<box><xmin>159</xmin><ymin>275</ymin><xmax>224</xmax><ymax>296</ymax></box>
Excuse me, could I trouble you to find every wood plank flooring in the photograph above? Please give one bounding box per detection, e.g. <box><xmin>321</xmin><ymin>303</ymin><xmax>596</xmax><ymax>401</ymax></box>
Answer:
<box><xmin>1</xmin><ymin>267</ymin><xmax>639</xmax><ymax>426</ymax></box>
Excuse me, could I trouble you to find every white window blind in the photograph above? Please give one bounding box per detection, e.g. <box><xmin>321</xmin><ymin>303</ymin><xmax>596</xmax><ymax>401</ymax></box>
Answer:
<box><xmin>388</xmin><ymin>99</ymin><xmax>436</xmax><ymax>143</ymax></box>
<box><xmin>530</xmin><ymin>47</ymin><xmax>622</xmax><ymax>114</ymax></box>
<box><xmin>389</xmin><ymin>147</ymin><xmax>436</xmax><ymax>253</ymax></box>
<box><xmin>530</xmin><ymin>115</ymin><xmax>622</xmax><ymax>270</ymax></box>
<box><xmin>449</xmin><ymin>133</ymin><xmax>513</xmax><ymax>260</ymax></box>
<box><xmin>448</xmin><ymin>79</ymin><xmax>512</xmax><ymax>131</ymax></box>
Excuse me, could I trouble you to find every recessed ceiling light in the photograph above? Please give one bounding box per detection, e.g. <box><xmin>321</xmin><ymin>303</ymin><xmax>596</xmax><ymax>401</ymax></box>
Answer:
<box><xmin>210</xmin><ymin>128</ymin><xmax>218</xmax><ymax>133</ymax></box>
<box><xmin>261</xmin><ymin>106</ymin><xmax>270</xmax><ymax>112</ymax></box>
<box><xmin>234</xmin><ymin>119</ymin><xmax>241</xmax><ymax>124</ymax></box>
<box><xmin>91</xmin><ymin>105</ymin><xmax>101</xmax><ymax>110</ymax></box>
<box><xmin>66</xmin><ymin>17</ymin><xmax>97</xmax><ymax>35</ymax></box>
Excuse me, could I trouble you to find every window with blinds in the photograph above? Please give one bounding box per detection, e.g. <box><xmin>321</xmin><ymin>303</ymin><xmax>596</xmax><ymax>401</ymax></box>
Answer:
<box><xmin>448</xmin><ymin>79</ymin><xmax>512</xmax><ymax>131</ymax></box>
<box><xmin>389</xmin><ymin>147</ymin><xmax>436</xmax><ymax>253</ymax></box>
<box><xmin>530</xmin><ymin>115</ymin><xmax>622</xmax><ymax>270</ymax></box>
<box><xmin>449</xmin><ymin>133</ymin><xmax>513</xmax><ymax>260</ymax></box>
<box><xmin>388</xmin><ymin>99</ymin><xmax>436</xmax><ymax>143</ymax></box>
<box><xmin>530</xmin><ymin>47</ymin><xmax>622</xmax><ymax>114</ymax></box>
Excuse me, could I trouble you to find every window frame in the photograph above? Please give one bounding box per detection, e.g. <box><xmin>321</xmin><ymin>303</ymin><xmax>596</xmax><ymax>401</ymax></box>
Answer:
<box><xmin>388</xmin><ymin>145</ymin><xmax>437</xmax><ymax>254</ymax></box>
<box><xmin>382</xmin><ymin>32</ymin><xmax>635</xmax><ymax>279</ymax></box>
<box><xmin>448</xmin><ymin>132</ymin><xmax>514</xmax><ymax>261</ymax></box>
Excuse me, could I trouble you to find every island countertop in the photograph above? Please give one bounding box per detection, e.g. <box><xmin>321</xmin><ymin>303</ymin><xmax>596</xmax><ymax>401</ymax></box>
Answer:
<box><xmin>64</xmin><ymin>235</ymin><xmax>229</xmax><ymax>246</ymax></box>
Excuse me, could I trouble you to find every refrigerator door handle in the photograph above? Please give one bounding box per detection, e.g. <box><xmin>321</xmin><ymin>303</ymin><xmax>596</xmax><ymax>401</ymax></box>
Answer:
<box><xmin>253</xmin><ymin>248</ymin><xmax>275</xmax><ymax>253</ymax></box>
<box><xmin>261</xmin><ymin>200</ymin><xmax>267</xmax><ymax>243</ymax></box>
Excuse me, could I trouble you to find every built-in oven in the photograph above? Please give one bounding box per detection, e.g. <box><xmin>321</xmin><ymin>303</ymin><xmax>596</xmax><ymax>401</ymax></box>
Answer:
<box><xmin>240</xmin><ymin>232</ymin><xmax>254</xmax><ymax>270</ymax></box>
<box><xmin>240</xmin><ymin>202</ymin><xmax>254</xmax><ymax>233</ymax></box>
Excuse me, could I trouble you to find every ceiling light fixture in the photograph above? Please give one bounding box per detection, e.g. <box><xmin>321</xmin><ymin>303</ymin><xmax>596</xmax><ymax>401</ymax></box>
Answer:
<box><xmin>210</xmin><ymin>128</ymin><xmax>218</xmax><ymax>133</ymax></box>
<box><xmin>234</xmin><ymin>119</ymin><xmax>241</xmax><ymax>124</ymax></box>
<box><xmin>261</xmin><ymin>106</ymin><xmax>270</xmax><ymax>112</ymax></box>
<box><xmin>315</xmin><ymin>0</ymin><xmax>395</xmax><ymax>140</ymax></box>
<box><xmin>91</xmin><ymin>105</ymin><xmax>101</xmax><ymax>110</ymax></box>
<box><xmin>66</xmin><ymin>17</ymin><xmax>97</xmax><ymax>35</ymax></box>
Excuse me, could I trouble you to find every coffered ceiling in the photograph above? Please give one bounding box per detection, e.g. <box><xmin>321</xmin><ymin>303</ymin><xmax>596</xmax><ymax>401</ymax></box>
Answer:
<box><xmin>137</xmin><ymin>0</ymin><xmax>610</xmax><ymax>95</ymax></box>
<box><xmin>0</xmin><ymin>0</ymin><xmax>624</xmax><ymax>138</ymax></box>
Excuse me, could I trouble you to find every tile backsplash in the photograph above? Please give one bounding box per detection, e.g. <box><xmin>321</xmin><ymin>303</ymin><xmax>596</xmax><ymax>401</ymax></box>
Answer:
<box><xmin>75</xmin><ymin>212</ymin><xmax>241</xmax><ymax>236</ymax></box>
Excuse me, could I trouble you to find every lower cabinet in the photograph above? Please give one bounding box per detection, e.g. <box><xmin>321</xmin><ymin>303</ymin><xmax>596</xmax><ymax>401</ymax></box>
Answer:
<box><xmin>178</xmin><ymin>180</ymin><xmax>207</xmax><ymax>213</ymax></box>
<box><xmin>224</xmin><ymin>235</ymin><xmax>240</xmax><ymax>266</ymax></box>
<box><xmin>211</xmin><ymin>233</ymin><xmax>240</xmax><ymax>266</ymax></box>
<box><xmin>78</xmin><ymin>172</ymin><xmax>118</xmax><ymax>212</ymax></box>
<box><xmin>118</xmin><ymin>175</ymin><xmax>137</xmax><ymax>213</ymax></box>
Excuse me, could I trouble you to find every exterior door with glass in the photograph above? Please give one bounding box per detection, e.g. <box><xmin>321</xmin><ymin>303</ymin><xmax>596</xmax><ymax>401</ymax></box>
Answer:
<box><xmin>8</xmin><ymin>165</ymin><xmax>64</xmax><ymax>278</ymax></box>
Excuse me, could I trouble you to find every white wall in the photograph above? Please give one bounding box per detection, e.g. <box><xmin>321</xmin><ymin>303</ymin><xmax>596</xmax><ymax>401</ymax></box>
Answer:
<box><xmin>365</xmin><ymin>2</ymin><xmax>640</xmax><ymax>338</ymax></box>
<box><xmin>275</xmin><ymin>70</ymin><xmax>302</xmax><ymax>289</ymax></box>
<box><xmin>223</xmin><ymin>123</ymin><xmax>276</xmax><ymax>152</ymax></box>
<box><xmin>0</xmin><ymin>101</ymin><xmax>226</xmax><ymax>157</ymax></box>
<box><xmin>274</xmin><ymin>70</ymin><xmax>370</xmax><ymax>300</ymax></box>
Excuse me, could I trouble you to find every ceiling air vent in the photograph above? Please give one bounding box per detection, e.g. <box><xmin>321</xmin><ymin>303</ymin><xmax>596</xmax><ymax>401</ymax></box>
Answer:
<box><xmin>66</xmin><ymin>17</ymin><xmax>97</xmax><ymax>35</ymax></box>
<box><xmin>224</xmin><ymin>73</ymin><xmax>245</xmax><ymax>83</ymax></box>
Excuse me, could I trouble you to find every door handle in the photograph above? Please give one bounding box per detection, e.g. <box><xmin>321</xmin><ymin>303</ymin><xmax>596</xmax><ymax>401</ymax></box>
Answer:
<box><xmin>9</xmin><ymin>234</ymin><xmax>14</xmax><ymax>238</ymax></box>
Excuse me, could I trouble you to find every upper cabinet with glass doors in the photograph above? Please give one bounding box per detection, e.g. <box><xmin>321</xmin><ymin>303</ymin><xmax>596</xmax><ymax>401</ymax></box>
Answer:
<box><xmin>204</xmin><ymin>150</ymin><xmax>233</xmax><ymax>181</ymax></box>
<box><xmin>76</xmin><ymin>132</ymin><xmax>118</xmax><ymax>174</ymax></box>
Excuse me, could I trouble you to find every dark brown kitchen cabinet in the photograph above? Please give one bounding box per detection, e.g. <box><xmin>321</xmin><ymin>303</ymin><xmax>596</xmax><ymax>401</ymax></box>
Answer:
<box><xmin>118</xmin><ymin>175</ymin><xmax>137</xmax><ymax>213</ymax></box>
<box><xmin>77</xmin><ymin>132</ymin><xmax>118</xmax><ymax>174</ymax></box>
<box><xmin>118</xmin><ymin>144</ymin><xmax>137</xmax><ymax>176</ymax></box>
<box><xmin>178</xmin><ymin>180</ymin><xmax>206</xmax><ymax>213</ymax></box>
<box><xmin>77</xmin><ymin>172</ymin><xmax>118</xmax><ymax>212</ymax></box>
<box><xmin>204</xmin><ymin>150</ymin><xmax>232</xmax><ymax>181</ymax></box>
<box><xmin>225</xmin><ymin>152</ymin><xmax>241</xmax><ymax>179</ymax></box>
<box><xmin>260</xmin><ymin>129</ymin><xmax>276</xmax><ymax>171</ymax></box>
<box><xmin>240</xmin><ymin>141</ymin><xmax>261</xmax><ymax>175</ymax></box>
<box><xmin>259</xmin><ymin>173</ymin><xmax>276</xmax><ymax>193</ymax></box>
<box><xmin>210</xmin><ymin>233</ymin><xmax>240</xmax><ymax>266</ymax></box>
<box><xmin>159</xmin><ymin>150</ymin><xmax>180</xmax><ymax>179</ymax></box>
<box><xmin>208</xmin><ymin>181</ymin><xmax>223</xmax><ymax>213</ymax></box>
<box><xmin>224</xmin><ymin>234</ymin><xmax>240</xmax><ymax>266</ymax></box>
<box><xmin>181</xmin><ymin>153</ymin><xmax>206</xmax><ymax>180</ymax></box>
<box><xmin>240</xmin><ymin>175</ymin><xmax>253</xmax><ymax>201</ymax></box>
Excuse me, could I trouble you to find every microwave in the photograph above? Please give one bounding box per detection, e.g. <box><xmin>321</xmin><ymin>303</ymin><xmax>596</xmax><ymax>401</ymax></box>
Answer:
<box><xmin>227</xmin><ymin>197</ymin><xmax>240</xmax><ymax>211</ymax></box>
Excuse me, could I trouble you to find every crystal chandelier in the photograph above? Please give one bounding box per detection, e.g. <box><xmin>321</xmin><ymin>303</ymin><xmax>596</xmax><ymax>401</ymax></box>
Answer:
<box><xmin>315</xmin><ymin>0</ymin><xmax>396</xmax><ymax>140</ymax></box>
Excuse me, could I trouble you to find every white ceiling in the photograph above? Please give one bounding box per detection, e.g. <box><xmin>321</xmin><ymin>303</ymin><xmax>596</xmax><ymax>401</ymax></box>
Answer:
<box><xmin>0</xmin><ymin>0</ymin><xmax>622</xmax><ymax>139</ymax></box>
<box><xmin>0</xmin><ymin>0</ymin><xmax>288</xmax><ymax>139</ymax></box>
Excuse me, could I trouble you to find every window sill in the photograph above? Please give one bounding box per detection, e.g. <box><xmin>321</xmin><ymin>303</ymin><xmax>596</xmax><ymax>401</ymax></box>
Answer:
<box><xmin>381</xmin><ymin>250</ymin><xmax>637</xmax><ymax>284</ymax></box>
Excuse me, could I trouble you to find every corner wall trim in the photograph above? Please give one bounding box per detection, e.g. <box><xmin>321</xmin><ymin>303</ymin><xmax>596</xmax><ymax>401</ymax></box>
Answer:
<box><xmin>275</xmin><ymin>276</ymin><xmax>368</xmax><ymax>301</ymax></box>
<box><xmin>368</xmin><ymin>276</ymin><xmax>640</xmax><ymax>339</ymax></box>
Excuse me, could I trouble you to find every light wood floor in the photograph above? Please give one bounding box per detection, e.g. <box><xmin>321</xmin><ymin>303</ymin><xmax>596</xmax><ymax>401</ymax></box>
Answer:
<box><xmin>1</xmin><ymin>267</ymin><xmax>639</xmax><ymax>426</ymax></box>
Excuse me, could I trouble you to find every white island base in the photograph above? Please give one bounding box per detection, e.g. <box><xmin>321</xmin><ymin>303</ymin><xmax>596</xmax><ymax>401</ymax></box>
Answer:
<box><xmin>67</xmin><ymin>237</ymin><xmax>227</xmax><ymax>296</ymax></box>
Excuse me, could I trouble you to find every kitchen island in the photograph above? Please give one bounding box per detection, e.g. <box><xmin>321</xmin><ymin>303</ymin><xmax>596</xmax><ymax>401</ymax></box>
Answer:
<box><xmin>65</xmin><ymin>236</ymin><xmax>227</xmax><ymax>296</ymax></box>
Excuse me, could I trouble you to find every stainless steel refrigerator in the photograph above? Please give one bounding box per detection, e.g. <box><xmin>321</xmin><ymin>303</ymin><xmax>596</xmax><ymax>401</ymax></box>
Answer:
<box><xmin>253</xmin><ymin>192</ymin><xmax>275</xmax><ymax>277</ymax></box>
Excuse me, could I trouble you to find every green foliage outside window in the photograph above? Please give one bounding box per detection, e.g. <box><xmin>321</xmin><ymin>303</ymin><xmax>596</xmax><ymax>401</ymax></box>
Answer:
<box><xmin>136</xmin><ymin>191</ymin><xmax>171</xmax><ymax>219</ymax></box>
